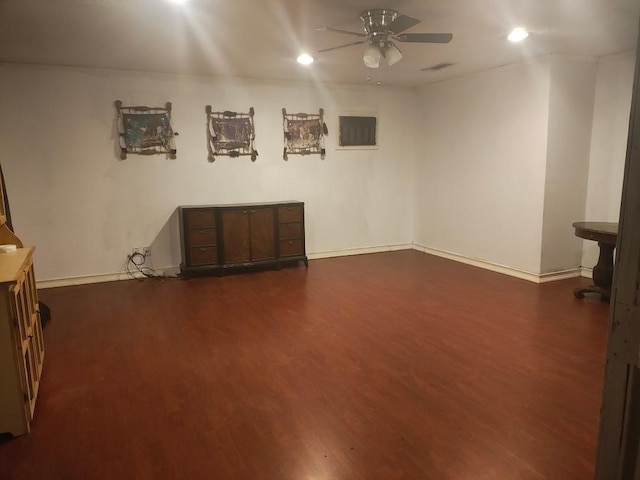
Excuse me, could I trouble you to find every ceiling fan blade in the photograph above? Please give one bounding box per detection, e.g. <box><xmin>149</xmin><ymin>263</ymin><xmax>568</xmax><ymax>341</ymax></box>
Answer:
<box><xmin>318</xmin><ymin>40</ymin><xmax>366</xmax><ymax>53</ymax></box>
<box><xmin>388</xmin><ymin>14</ymin><xmax>421</xmax><ymax>34</ymax></box>
<box><xmin>395</xmin><ymin>33</ymin><xmax>453</xmax><ymax>43</ymax></box>
<box><xmin>316</xmin><ymin>27</ymin><xmax>366</xmax><ymax>38</ymax></box>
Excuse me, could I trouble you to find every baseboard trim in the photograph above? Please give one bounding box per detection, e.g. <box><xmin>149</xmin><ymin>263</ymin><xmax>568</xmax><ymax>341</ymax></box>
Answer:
<box><xmin>581</xmin><ymin>267</ymin><xmax>593</xmax><ymax>279</ymax></box>
<box><xmin>537</xmin><ymin>269</ymin><xmax>584</xmax><ymax>283</ymax></box>
<box><xmin>36</xmin><ymin>245</ymin><xmax>583</xmax><ymax>288</ymax></box>
<box><xmin>37</xmin><ymin>247</ymin><xmax>414</xmax><ymax>288</ymax></box>
<box><xmin>413</xmin><ymin>244</ymin><xmax>582</xmax><ymax>284</ymax></box>
<box><xmin>37</xmin><ymin>267</ymin><xmax>181</xmax><ymax>289</ymax></box>
<box><xmin>308</xmin><ymin>243</ymin><xmax>413</xmax><ymax>260</ymax></box>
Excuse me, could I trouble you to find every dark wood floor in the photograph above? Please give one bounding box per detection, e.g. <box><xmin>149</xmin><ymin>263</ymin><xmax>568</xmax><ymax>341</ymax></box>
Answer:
<box><xmin>0</xmin><ymin>250</ymin><xmax>609</xmax><ymax>480</ymax></box>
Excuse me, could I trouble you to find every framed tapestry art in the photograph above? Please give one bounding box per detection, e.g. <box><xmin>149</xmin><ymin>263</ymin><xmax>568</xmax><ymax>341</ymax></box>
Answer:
<box><xmin>115</xmin><ymin>101</ymin><xmax>177</xmax><ymax>159</ymax></box>
<box><xmin>206</xmin><ymin>106</ymin><xmax>257</xmax><ymax>162</ymax></box>
<box><xmin>282</xmin><ymin>108</ymin><xmax>328</xmax><ymax>160</ymax></box>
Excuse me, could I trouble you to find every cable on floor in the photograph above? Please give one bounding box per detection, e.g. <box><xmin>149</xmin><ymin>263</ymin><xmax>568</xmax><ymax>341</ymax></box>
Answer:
<box><xmin>126</xmin><ymin>252</ymin><xmax>155</xmax><ymax>280</ymax></box>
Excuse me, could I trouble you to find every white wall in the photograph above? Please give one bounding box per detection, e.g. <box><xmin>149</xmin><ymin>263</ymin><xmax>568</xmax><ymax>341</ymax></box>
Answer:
<box><xmin>582</xmin><ymin>52</ymin><xmax>636</xmax><ymax>268</ymax></box>
<box><xmin>540</xmin><ymin>57</ymin><xmax>597</xmax><ymax>274</ymax></box>
<box><xmin>0</xmin><ymin>64</ymin><xmax>416</xmax><ymax>282</ymax></box>
<box><xmin>414</xmin><ymin>62</ymin><xmax>551</xmax><ymax>275</ymax></box>
<box><xmin>0</xmin><ymin>53</ymin><xmax>633</xmax><ymax>284</ymax></box>
<box><xmin>414</xmin><ymin>55</ymin><xmax>632</xmax><ymax>278</ymax></box>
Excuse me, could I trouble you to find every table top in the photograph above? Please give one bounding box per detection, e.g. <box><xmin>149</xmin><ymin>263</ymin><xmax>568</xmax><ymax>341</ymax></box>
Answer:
<box><xmin>0</xmin><ymin>246</ymin><xmax>34</xmax><ymax>284</ymax></box>
<box><xmin>573</xmin><ymin>221</ymin><xmax>618</xmax><ymax>244</ymax></box>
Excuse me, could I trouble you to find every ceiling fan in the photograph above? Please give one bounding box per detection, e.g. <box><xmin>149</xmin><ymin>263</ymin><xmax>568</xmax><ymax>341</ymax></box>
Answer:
<box><xmin>318</xmin><ymin>9</ymin><xmax>453</xmax><ymax>69</ymax></box>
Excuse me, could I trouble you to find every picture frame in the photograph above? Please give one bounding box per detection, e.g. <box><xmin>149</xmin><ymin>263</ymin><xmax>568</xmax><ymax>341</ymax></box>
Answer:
<box><xmin>336</xmin><ymin>112</ymin><xmax>378</xmax><ymax>150</ymax></box>
<box><xmin>115</xmin><ymin>101</ymin><xmax>177</xmax><ymax>160</ymax></box>
<box><xmin>282</xmin><ymin>108</ymin><xmax>328</xmax><ymax>160</ymax></box>
<box><xmin>206</xmin><ymin>106</ymin><xmax>257</xmax><ymax>162</ymax></box>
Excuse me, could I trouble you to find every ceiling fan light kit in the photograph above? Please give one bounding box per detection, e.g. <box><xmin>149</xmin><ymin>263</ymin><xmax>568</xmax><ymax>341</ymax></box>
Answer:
<box><xmin>363</xmin><ymin>43</ymin><xmax>381</xmax><ymax>68</ymax></box>
<box><xmin>318</xmin><ymin>8</ymin><xmax>452</xmax><ymax>69</ymax></box>
<box><xmin>383</xmin><ymin>42</ymin><xmax>403</xmax><ymax>66</ymax></box>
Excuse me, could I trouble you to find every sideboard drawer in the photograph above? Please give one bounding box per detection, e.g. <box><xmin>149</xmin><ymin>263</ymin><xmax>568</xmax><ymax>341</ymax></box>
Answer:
<box><xmin>280</xmin><ymin>239</ymin><xmax>303</xmax><ymax>257</ymax></box>
<box><xmin>189</xmin><ymin>247</ymin><xmax>218</xmax><ymax>266</ymax></box>
<box><xmin>186</xmin><ymin>210</ymin><xmax>216</xmax><ymax>229</ymax></box>
<box><xmin>279</xmin><ymin>222</ymin><xmax>302</xmax><ymax>240</ymax></box>
<box><xmin>278</xmin><ymin>205</ymin><xmax>303</xmax><ymax>223</ymax></box>
<box><xmin>187</xmin><ymin>228</ymin><xmax>217</xmax><ymax>247</ymax></box>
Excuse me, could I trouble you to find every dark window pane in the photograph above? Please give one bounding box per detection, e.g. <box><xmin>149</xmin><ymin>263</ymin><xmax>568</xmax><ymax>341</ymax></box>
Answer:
<box><xmin>339</xmin><ymin>116</ymin><xmax>377</xmax><ymax>146</ymax></box>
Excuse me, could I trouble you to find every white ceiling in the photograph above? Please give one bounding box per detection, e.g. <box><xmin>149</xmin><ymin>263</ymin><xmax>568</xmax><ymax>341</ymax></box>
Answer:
<box><xmin>0</xmin><ymin>0</ymin><xmax>638</xmax><ymax>87</ymax></box>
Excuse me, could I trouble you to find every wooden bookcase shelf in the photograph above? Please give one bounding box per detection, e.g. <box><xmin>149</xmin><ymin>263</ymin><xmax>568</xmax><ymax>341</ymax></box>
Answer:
<box><xmin>0</xmin><ymin>173</ymin><xmax>44</xmax><ymax>438</ymax></box>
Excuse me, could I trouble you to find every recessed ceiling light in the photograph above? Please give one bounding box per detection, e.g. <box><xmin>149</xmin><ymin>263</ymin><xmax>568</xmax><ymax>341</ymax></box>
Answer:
<box><xmin>508</xmin><ymin>27</ymin><xmax>529</xmax><ymax>42</ymax></box>
<box><xmin>297</xmin><ymin>53</ymin><xmax>314</xmax><ymax>65</ymax></box>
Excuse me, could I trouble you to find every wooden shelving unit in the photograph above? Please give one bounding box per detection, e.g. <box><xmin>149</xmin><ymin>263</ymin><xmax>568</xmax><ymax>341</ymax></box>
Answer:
<box><xmin>0</xmin><ymin>175</ymin><xmax>43</xmax><ymax>437</ymax></box>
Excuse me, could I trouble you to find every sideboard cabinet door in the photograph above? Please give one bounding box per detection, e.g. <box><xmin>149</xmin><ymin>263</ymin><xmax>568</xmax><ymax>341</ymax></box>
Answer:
<box><xmin>221</xmin><ymin>209</ymin><xmax>251</xmax><ymax>264</ymax></box>
<box><xmin>221</xmin><ymin>207</ymin><xmax>276</xmax><ymax>264</ymax></box>
<box><xmin>248</xmin><ymin>207</ymin><xmax>275</xmax><ymax>262</ymax></box>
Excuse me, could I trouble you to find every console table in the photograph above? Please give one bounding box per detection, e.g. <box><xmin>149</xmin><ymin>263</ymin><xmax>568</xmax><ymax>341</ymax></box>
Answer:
<box><xmin>573</xmin><ymin>221</ymin><xmax>618</xmax><ymax>300</ymax></box>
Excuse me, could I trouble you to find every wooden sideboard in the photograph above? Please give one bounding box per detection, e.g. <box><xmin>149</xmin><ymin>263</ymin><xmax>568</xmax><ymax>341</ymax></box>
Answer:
<box><xmin>178</xmin><ymin>201</ymin><xmax>308</xmax><ymax>277</ymax></box>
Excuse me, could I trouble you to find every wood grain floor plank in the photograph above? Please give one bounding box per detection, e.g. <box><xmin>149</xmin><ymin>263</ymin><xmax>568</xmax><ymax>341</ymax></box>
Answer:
<box><xmin>0</xmin><ymin>251</ymin><xmax>609</xmax><ymax>479</ymax></box>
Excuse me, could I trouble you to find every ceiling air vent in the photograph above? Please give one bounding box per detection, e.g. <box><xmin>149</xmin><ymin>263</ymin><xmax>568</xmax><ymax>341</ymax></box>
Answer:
<box><xmin>421</xmin><ymin>62</ymin><xmax>454</xmax><ymax>72</ymax></box>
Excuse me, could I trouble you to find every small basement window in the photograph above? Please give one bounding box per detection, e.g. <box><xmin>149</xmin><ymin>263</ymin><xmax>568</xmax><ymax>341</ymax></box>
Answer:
<box><xmin>338</xmin><ymin>115</ymin><xmax>377</xmax><ymax>149</ymax></box>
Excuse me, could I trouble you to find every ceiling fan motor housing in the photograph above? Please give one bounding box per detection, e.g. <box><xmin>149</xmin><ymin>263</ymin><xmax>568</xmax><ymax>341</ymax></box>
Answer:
<box><xmin>361</xmin><ymin>9</ymin><xmax>398</xmax><ymax>41</ymax></box>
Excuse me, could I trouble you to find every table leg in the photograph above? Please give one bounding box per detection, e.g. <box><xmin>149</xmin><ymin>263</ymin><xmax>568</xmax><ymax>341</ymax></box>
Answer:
<box><xmin>574</xmin><ymin>241</ymin><xmax>615</xmax><ymax>301</ymax></box>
